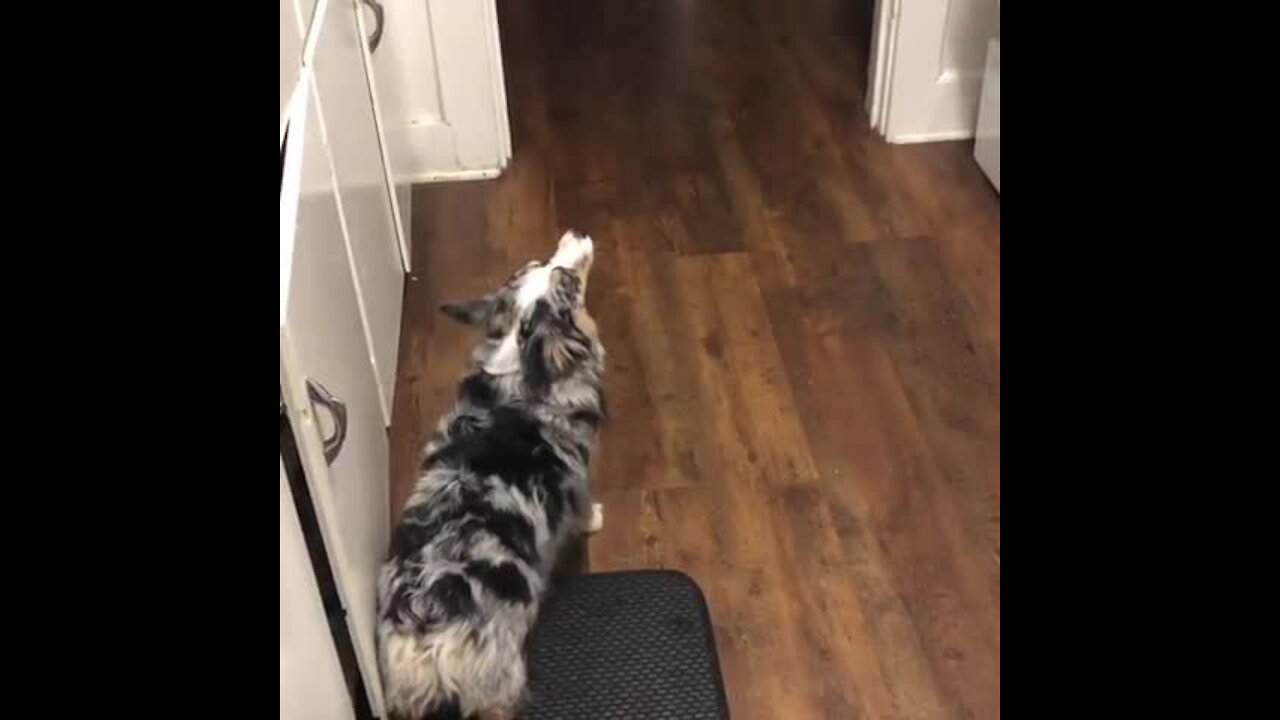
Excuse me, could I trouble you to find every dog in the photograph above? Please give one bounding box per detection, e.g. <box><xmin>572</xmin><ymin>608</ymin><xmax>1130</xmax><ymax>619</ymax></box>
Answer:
<box><xmin>377</xmin><ymin>231</ymin><xmax>606</xmax><ymax>720</ymax></box>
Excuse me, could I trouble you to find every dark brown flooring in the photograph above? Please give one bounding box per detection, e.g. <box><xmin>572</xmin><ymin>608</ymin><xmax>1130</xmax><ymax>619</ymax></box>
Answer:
<box><xmin>390</xmin><ymin>0</ymin><xmax>1000</xmax><ymax>717</ymax></box>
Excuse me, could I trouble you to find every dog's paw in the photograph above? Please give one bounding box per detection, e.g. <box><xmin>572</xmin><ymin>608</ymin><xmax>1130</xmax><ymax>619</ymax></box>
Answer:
<box><xmin>586</xmin><ymin>502</ymin><xmax>604</xmax><ymax>534</ymax></box>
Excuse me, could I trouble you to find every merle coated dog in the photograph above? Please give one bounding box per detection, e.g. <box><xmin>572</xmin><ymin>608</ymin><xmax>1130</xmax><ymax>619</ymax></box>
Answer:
<box><xmin>377</xmin><ymin>231</ymin><xmax>605</xmax><ymax>720</ymax></box>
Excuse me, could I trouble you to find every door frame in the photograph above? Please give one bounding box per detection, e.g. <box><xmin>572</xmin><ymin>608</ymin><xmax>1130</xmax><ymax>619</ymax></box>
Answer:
<box><xmin>866</xmin><ymin>0</ymin><xmax>899</xmax><ymax>137</ymax></box>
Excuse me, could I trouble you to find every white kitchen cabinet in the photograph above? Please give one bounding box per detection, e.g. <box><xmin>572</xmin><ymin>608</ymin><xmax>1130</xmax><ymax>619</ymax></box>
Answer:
<box><xmin>304</xmin><ymin>0</ymin><xmax>405</xmax><ymax>425</ymax></box>
<box><xmin>280</xmin><ymin>1</ymin><xmax>512</xmax><ymax>716</ymax></box>
<box><xmin>354</xmin><ymin>0</ymin><xmax>413</xmax><ymax>265</ymax></box>
<box><xmin>280</xmin><ymin>76</ymin><xmax>388</xmax><ymax>717</ymax></box>
<box><xmin>356</xmin><ymin>0</ymin><xmax>512</xmax><ymax>184</ymax></box>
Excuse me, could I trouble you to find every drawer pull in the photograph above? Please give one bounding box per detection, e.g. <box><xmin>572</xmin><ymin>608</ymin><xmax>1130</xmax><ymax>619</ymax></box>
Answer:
<box><xmin>306</xmin><ymin>379</ymin><xmax>348</xmax><ymax>465</ymax></box>
<box><xmin>361</xmin><ymin>0</ymin><xmax>385</xmax><ymax>53</ymax></box>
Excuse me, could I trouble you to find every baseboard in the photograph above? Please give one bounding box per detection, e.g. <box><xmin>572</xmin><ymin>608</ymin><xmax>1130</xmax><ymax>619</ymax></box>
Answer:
<box><xmin>411</xmin><ymin>166</ymin><xmax>506</xmax><ymax>184</ymax></box>
<box><xmin>886</xmin><ymin>129</ymin><xmax>975</xmax><ymax>144</ymax></box>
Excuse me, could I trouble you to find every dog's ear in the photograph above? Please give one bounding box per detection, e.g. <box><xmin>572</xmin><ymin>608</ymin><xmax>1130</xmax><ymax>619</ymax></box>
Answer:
<box><xmin>439</xmin><ymin>297</ymin><xmax>493</xmax><ymax>328</ymax></box>
<box><xmin>519</xmin><ymin>300</ymin><xmax>592</xmax><ymax>392</ymax></box>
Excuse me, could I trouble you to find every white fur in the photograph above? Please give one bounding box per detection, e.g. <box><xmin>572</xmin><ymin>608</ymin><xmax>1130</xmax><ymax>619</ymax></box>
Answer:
<box><xmin>515</xmin><ymin>265</ymin><xmax>554</xmax><ymax>311</ymax></box>
<box><xmin>484</xmin><ymin>331</ymin><xmax>522</xmax><ymax>375</ymax></box>
<box><xmin>550</xmin><ymin>231</ymin><xmax>593</xmax><ymax>271</ymax></box>
<box><xmin>380</xmin><ymin>619</ymin><xmax>530</xmax><ymax>719</ymax></box>
<box><xmin>483</xmin><ymin>233</ymin><xmax>594</xmax><ymax>376</ymax></box>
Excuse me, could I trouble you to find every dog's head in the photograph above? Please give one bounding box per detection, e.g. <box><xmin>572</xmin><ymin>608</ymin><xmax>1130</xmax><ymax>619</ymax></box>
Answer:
<box><xmin>440</xmin><ymin>230</ymin><xmax>600</xmax><ymax>391</ymax></box>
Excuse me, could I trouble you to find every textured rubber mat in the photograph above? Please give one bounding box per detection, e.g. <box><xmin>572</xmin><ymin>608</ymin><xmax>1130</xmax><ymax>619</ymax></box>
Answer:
<box><xmin>522</xmin><ymin>570</ymin><xmax>731</xmax><ymax>719</ymax></box>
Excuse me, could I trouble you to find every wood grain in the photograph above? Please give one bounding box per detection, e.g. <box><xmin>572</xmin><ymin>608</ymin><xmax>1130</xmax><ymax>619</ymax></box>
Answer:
<box><xmin>390</xmin><ymin>1</ymin><xmax>1000</xmax><ymax>717</ymax></box>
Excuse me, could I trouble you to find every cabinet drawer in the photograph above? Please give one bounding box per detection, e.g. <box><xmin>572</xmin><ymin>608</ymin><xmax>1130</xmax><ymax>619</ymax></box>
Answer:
<box><xmin>280</xmin><ymin>78</ymin><xmax>388</xmax><ymax>717</ymax></box>
<box><xmin>307</xmin><ymin>0</ymin><xmax>405</xmax><ymax>425</ymax></box>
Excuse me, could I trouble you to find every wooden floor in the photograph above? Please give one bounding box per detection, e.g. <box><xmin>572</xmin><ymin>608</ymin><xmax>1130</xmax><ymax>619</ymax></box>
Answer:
<box><xmin>390</xmin><ymin>0</ymin><xmax>1000</xmax><ymax>717</ymax></box>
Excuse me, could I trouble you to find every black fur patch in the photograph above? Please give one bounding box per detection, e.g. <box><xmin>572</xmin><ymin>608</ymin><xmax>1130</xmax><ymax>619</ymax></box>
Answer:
<box><xmin>566</xmin><ymin>486</ymin><xmax>582</xmax><ymax>517</ymax></box>
<box><xmin>568</xmin><ymin>408</ymin><xmax>602</xmax><ymax>429</ymax></box>
<box><xmin>428</xmin><ymin>407</ymin><xmax>565</xmax><ymax>479</ymax></box>
<box><xmin>459</xmin><ymin>508</ymin><xmax>539</xmax><ymax>565</ymax></box>
<box><xmin>465</xmin><ymin>560</ymin><xmax>533</xmax><ymax>605</ymax></box>
<box><xmin>426</xmin><ymin>573</ymin><xmax>476</xmax><ymax>620</ymax></box>
<box><xmin>522</xmin><ymin>335</ymin><xmax>553</xmax><ymax>393</ymax></box>
<box><xmin>458</xmin><ymin>372</ymin><xmax>497</xmax><ymax>407</ymax></box>
<box><xmin>420</xmin><ymin>696</ymin><xmax>463</xmax><ymax>720</ymax></box>
<box><xmin>457</xmin><ymin>483</ymin><xmax>487</xmax><ymax>509</ymax></box>
<box><xmin>470</xmin><ymin>409</ymin><xmax>562</xmax><ymax>480</ymax></box>
<box><xmin>387</xmin><ymin>517</ymin><xmax>443</xmax><ymax>562</ymax></box>
<box><xmin>485</xmin><ymin>295</ymin><xmax>514</xmax><ymax>339</ymax></box>
<box><xmin>518</xmin><ymin>300</ymin><xmax>550</xmax><ymax>343</ymax></box>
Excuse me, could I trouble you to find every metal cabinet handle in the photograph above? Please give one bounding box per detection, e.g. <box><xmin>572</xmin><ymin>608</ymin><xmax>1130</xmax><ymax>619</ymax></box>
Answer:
<box><xmin>361</xmin><ymin>0</ymin><xmax>385</xmax><ymax>53</ymax></box>
<box><xmin>306</xmin><ymin>379</ymin><xmax>348</xmax><ymax>465</ymax></box>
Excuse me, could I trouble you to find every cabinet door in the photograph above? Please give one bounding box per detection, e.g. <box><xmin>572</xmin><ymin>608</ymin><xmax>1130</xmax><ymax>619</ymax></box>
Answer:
<box><xmin>354</xmin><ymin>0</ymin><xmax>413</xmax><ymax>265</ymax></box>
<box><xmin>351</xmin><ymin>0</ymin><xmax>511</xmax><ymax>182</ymax></box>
<box><xmin>280</xmin><ymin>458</ymin><xmax>354</xmax><ymax>720</ymax></box>
<box><xmin>305</xmin><ymin>0</ymin><xmax>405</xmax><ymax>426</ymax></box>
<box><xmin>280</xmin><ymin>80</ymin><xmax>387</xmax><ymax>717</ymax></box>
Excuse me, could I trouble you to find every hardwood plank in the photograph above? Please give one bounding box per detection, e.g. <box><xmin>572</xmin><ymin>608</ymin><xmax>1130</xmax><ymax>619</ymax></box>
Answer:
<box><xmin>645</xmin><ymin>485</ymin><xmax>821</xmax><ymax>720</ymax></box>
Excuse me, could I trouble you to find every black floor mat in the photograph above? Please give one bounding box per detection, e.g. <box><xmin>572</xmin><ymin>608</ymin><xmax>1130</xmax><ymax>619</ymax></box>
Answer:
<box><xmin>522</xmin><ymin>570</ymin><xmax>731</xmax><ymax>719</ymax></box>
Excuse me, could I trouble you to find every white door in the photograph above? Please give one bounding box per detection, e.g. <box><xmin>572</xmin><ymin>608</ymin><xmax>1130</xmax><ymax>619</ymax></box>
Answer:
<box><xmin>866</xmin><ymin>0</ymin><xmax>1000</xmax><ymax>143</ymax></box>
<box><xmin>280</xmin><ymin>78</ymin><xmax>388</xmax><ymax>717</ymax></box>
<box><xmin>302</xmin><ymin>0</ymin><xmax>405</xmax><ymax>426</ymax></box>
<box><xmin>281</xmin><ymin>458</ymin><xmax>355</xmax><ymax>720</ymax></box>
